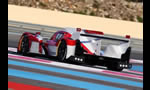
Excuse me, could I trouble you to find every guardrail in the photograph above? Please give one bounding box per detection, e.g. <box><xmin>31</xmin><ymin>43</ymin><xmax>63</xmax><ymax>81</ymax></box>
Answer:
<box><xmin>8</xmin><ymin>20</ymin><xmax>63</xmax><ymax>33</ymax></box>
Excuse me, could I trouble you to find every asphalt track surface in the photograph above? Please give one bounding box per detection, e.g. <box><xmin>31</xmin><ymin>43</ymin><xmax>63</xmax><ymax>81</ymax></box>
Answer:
<box><xmin>8</xmin><ymin>38</ymin><xmax>143</xmax><ymax>90</ymax></box>
<box><xmin>8</xmin><ymin>24</ymin><xmax>143</xmax><ymax>90</ymax></box>
<box><xmin>8</xmin><ymin>48</ymin><xmax>143</xmax><ymax>90</ymax></box>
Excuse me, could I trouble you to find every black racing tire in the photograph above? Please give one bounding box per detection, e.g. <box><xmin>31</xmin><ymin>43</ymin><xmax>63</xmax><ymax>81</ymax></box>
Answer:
<box><xmin>57</xmin><ymin>40</ymin><xmax>67</xmax><ymax>62</ymax></box>
<box><xmin>19</xmin><ymin>35</ymin><xmax>29</xmax><ymax>56</ymax></box>
<box><xmin>107</xmin><ymin>66</ymin><xmax>123</xmax><ymax>72</ymax></box>
<box><xmin>17</xmin><ymin>35</ymin><xmax>24</xmax><ymax>54</ymax></box>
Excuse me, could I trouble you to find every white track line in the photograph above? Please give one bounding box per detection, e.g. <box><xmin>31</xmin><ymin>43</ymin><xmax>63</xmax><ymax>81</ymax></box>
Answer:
<box><xmin>8</xmin><ymin>53</ymin><xmax>143</xmax><ymax>80</ymax></box>
<box><xmin>130</xmin><ymin>59</ymin><xmax>143</xmax><ymax>64</ymax></box>
<box><xmin>95</xmin><ymin>65</ymin><xmax>143</xmax><ymax>75</ymax></box>
<box><xmin>8</xmin><ymin>47</ymin><xmax>17</xmax><ymax>52</ymax></box>
<box><xmin>123</xmin><ymin>69</ymin><xmax>143</xmax><ymax>75</ymax></box>
<box><xmin>8</xmin><ymin>47</ymin><xmax>143</xmax><ymax>75</ymax></box>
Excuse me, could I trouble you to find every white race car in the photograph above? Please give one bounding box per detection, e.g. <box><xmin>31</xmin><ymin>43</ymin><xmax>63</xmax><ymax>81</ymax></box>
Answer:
<box><xmin>17</xmin><ymin>28</ymin><xmax>132</xmax><ymax>71</ymax></box>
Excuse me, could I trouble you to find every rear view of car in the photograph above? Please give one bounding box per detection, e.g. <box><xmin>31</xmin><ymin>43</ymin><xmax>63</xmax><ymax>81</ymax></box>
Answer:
<box><xmin>17</xmin><ymin>27</ymin><xmax>132</xmax><ymax>71</ymax></box>
<box><xmin>66</xmin><ymin>28</ymin><xmax>132</xmax><ymax>71</ymax></box>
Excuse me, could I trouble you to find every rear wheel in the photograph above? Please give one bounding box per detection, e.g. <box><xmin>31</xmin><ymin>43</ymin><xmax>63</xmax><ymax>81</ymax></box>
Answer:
<box><xmin>57</xmin><ymin>40</ymin><xmax>67</xmax><ymax>62</ymax></box>
<box><xmin>107</xmin><ymin>66</ymin><xmax>123</xmax><ymax>72</ymax></box>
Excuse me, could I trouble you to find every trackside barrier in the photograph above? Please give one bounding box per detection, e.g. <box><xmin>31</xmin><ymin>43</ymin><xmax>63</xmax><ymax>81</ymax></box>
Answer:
<box><xmin>8</xmin><ymin>20</ymin><xmax>60</xmax><ymax>33</ymax></box>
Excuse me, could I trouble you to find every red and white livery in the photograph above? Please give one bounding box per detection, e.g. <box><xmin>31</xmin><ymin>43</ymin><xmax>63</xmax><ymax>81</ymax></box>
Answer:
<box><xmin>17</xmin><ymin>28</ymin><xmax>132</xmax><ymax>71</ymax></box>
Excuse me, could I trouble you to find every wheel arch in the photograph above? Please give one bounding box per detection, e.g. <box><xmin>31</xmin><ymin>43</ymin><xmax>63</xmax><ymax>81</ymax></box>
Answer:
<box><xmin>17</xmin><ymin>32</ymin><xmax>38</xmax><ymax>53</ymax></box>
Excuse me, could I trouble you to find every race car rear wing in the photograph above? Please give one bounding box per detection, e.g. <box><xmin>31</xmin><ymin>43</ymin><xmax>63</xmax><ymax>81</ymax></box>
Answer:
<box><xmin>80</xmin><ymin>34</ymin><xmax>130</xmax><ymax>42</ymax></box>
<box><xmin>79</xmin><ymin>29</ymin><xmax>130</xmax><ymax>42</ymax></box>
<box><xmin>79</xmin><ymin>29</ymin><xmax>131</xmax><ymax>59</ymax></box>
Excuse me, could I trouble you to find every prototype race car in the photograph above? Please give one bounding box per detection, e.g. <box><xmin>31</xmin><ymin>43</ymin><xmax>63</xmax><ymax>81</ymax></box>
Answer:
<box><xmin>17</xmin><ymin>28</ymin><xmax>132</xmax><ymax>71</ymax></box>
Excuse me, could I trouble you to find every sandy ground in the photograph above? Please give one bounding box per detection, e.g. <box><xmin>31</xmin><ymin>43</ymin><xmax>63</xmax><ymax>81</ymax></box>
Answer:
<box><xmin>8</xmin><ymin>5</ymin><xmax>143</xmax><ymax>39</ymax></box>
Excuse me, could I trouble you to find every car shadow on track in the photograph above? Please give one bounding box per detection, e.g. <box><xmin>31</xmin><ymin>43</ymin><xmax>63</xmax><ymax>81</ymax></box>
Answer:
<box><xmin>8</xmin><ymin>51</ymin><xmax>108</xmax><ymax>71</ymax></box>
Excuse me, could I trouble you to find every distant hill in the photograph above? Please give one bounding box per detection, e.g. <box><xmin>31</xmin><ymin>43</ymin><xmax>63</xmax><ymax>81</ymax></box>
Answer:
<box><xmin>8</xmin><ymin>0</ymin><xmax>143</xmax><ymax>22</ymax></box>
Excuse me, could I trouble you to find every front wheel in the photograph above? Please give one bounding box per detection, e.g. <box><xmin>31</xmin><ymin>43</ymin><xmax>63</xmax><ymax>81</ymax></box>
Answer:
<box><xmin>18</xmin><ymin>35</ymin><xmax>29</xmax><ymax>56</ymax></box>
<box><xmin>57</xmin><ymin>40</ymin><xmax>67</xmax><ymax>62</ymax></box>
